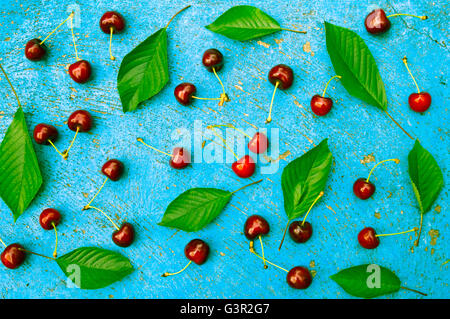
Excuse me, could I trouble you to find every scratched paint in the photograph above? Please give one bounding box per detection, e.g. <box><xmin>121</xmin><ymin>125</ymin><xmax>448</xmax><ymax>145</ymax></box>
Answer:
<box><xmin>0</xmin><ymin>0</ymin><xmax>448</xmax><ymax>299</ymax></box>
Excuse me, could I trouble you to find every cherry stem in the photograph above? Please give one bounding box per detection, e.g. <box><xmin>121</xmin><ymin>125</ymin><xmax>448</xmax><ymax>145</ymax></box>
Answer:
<box><xmin>402</xmin><ymin>57</ymin><xmax>421</xmax><ymax>94</ymax></box>
<box><xmin>280</xmin><ymin>27</ymin><xmax>307</xmax><ymax>34</ymax></box>
<box><xmin>301</xmin><ymin>191</ymin><xmax>324</xmax><ymax>226</ymax></box>
<box><xmin>40</xmin><ymin>12</ymin><xmax>74</xmax><ymax>45</ymax></box>
<box><xmin>0</xmin><ymin>64</ymin><xmax>22</xmax><ymax>108</ymax></box>
<box><xmin>84</xmin><ymin>177</ymin><xmax>108</xmax><ymax>209</ymax></box>
<box><xmin>47</xmin><ymin>140</ymin><xmax>66</xmax><ymax>158</ymax></box>
<box><xmin>192</xmin><ymin>96</ymin><xmax>222</xmax><ymax>101</ymax></box>
<box><xmin>52</xmin><ymin>222</ymin><xmax>58</xmax><ymax>258</ymax></box>
<box><xmin>278</xmin><ymin>219</ymin><xmax>290</xmax><ymax>251</ymax></box>
<box><xmin>165</xmin><ymin>5</ymin><xmax>191</xmax><ymax>29</ymax></box>
<box><xmin>249</xmin><ymin>241</ymin><xmax>288</xmax><ymax>272</ymax></box>
<box><xmin>400</xmin><ymin>286</ymin><xmax>428</xmax><ymax>296</ymax></box>
<box><xmin>266</xmin><ymin>81</ymin><xmax>279</xmax><ymax>124</ymax></box>
<box><xmin>212</xmin><ymin>67</ymin><xmax>229</xmax><ymax>106</ymax></box>
<box><xmin>61</xmin><ymin>126</ymin><xmax>79</xmax><ymax>160</ymax></box>
<box><xmin>376</xmin><ymin>227</ymin><xmax>418</xmax><ymax>237</ymax></box>
<box><xmin>366</xmin><ymin>158</ymin><xmax>400</xmax><ymax>183</ymax></box>
<box><xmin>70</xmin><ymin>14</ymin><xmax>80</xmax><ymax>61</ymax></box>
<box><xmin>205</xmin><ymin>127</ymin><xmax>239</xmax><ymax>160</ymax></box>
<box><xmin>86</xmin><ymin>205</ymin><xmax>120</xmax><ymax>231</ymax></box>
<box><xmin>415</xmin><ymin>213</ymin><xmax>424</xmax><ymax>247</ymax></box>
<box><xmin>162</xmin><ymin>260</ymin><xmax>192</xmax><ymax>277</ymax></box>
<box><xmin>230</xmin><ymin>179</ymin><xmax>263</xmax><ymax>195</ymax></box>
<box><xmin>386</xmin><ymin>13</ymin><xmax>428</xmax><ymax>20</ymax></box>
<box><xmin>322</xmin><ymin>75</ymin><xmax>341</xmax><ymax>97</ymax></box>
<box><xmin>207</xmin><ymin>124</ymin><xmax>252</xmax><ymax>139</ymax></box>
<box><xmin>137</xmin><ymin>138</ymin><xmax>172</xmax><ymax>157</ymax></box>
<box><xmin>109</xmin><ymin>27</ymin><xmax>115</xmax><ymax>61</ymax></box>
<box><xmin>18</xmin><ymin>248</ymin><xmax>55</xmax><ymax>261</ymax></box>
<box><xmin>0</xmin><ymin>236</ymin><xmax>7</xmax><ymax>248</ymax></box>
<box><xmin>384</xmin><ymin>110</ymin><xmax>414</xmax><ymax>140</ymax></box>
<box><xmin>258</xmin><ymin>236</ymin><xmax>268</xmax><ymax>269</ymax></box>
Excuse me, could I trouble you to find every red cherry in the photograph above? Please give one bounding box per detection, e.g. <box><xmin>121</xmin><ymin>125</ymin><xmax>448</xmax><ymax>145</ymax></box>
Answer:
<box><xmin>365</xmin><ymin>9</ymin><xmax>391</xmax><ymax>34</ymax></box>
<box><xmin>286</xmin><ymin>266</ymin><xmax>312</xmax><ymax>289</ymax></box>
<box><xmin>39</xmin><ymin>208</ymin><xmax>61</xmax><ymax>230</ymax></box>
<box><xmin>289</xmin><ymin>221</ymin><xmax>313</xmax><ymax>243</ymax></box>
<box><xmin>33</xmin><ymin>124</ymin><xmax>58</xmax><ymax>145</ymax></box>
<box><xmin>25</xmin><ymin>39</ymin><xmax>47</xmax><ymax>61</ymax></box>
<box><xmin>408</xmin><ymin>92</ymin><xmax>431</xmax><ymax>112</ymax></box>
<box><xmin>102</xmin><ymin>159</ymin><xmax>124</xmax><ymax>181</ymax></box>
<box><xmin>244</xmin><ymin>215</ymin><xmax>270</xmax><ymax>240</ymax></box>
<box><xmin>202</xmin><ymin>49</ymin><xmax>223</xmax><ymax>72</ymax></box>
<box><xmin>112</xmin><ymin>223</ymin><xmax>135</xmax><ymax>247</ymax></box>
<box><xmin>170</xmin><ymin>147</ymin><xmax>191</xmax><ymax>169</ymax></box>
<box><xmin>310</xmin><ymin>95</ymin><xmax>333</xmax><ymax>116</ymax></box>
<box><xmin>268</xmin><ymin>64</ymin><xmax>294</xmax><ymax>89</ymax></box>
<box><xmin>353</xmin><ymin>178</ymin><xmax>376</xmax><ymax>200</ymax></box>
<box><xmin>100</xmin><ymin>11</ymin><xmax>125</xmax><ymax>33</ymax></box>
<box><xmin>68</xmin><ymin>110</ymin><xmax>92</xmax><ymax>132</ymax></box>
<box><xmin>68</xmin><ymin>60</ymin><xmax>92</xmax><ymax>83</ymax></box>
<box><xmin>232</xmin><ymin>155</ymin><xmax>255</xmax><ymax>178</ymax></box>
<box><xmin>184</xmin><ymin>239</ymin><xmax>210</xmax><ymax>265</ymax></box>
<box><xmin>174</xmin><ymin>83</ymin><xmax>196</xmax><ymax>105</ymax></box>
<box><xmin>358</xmin><ymin>227</ymin><xmax>380</xmax><ymax>249</ymax></box>
<box><xmin>248</xmin><ymin>132</ymin><xmax>269</xmax><ymax>154</ymax></box>
<box><xmin>1</xmin><ymin>244</ymin><xmax>26</xmax><ymax>269</ymax></box>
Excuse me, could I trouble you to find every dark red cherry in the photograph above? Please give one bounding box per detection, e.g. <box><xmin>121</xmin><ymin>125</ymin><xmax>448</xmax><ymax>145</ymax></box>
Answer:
<box><xmin>100</xmin><ymin>11</ymin><xmax>125</xmax><ymax>33</ymax></box>
<box><xmin>232</xmin><ymin>155</ymin><xmax>255</xmax><ymax>178</ymax></box>
<box><xmin>68</xmin><ymin>60</ymin><xmax>92</xmax><ymax>83</ymax></box>
<box><xmin>184</xmin><ymin>239</ymin><xmax>209</xmax><ymax>265</ymax></box>
<box><xmin>174</xmin><ymin>83</ymin><xmax>196</xmax><ymax>106</ymax></box>
<box><xmin>268</xmin><ymin>64</ymin><xmax>294</xmax><ymax>89</ymax></box>
<box><xmin>409</xmin><ymin>92</ymin><xmax>431</xmax><ymax>112</ymax></box>
<box><xmin>68</xmin><ymin>110</ymin><xmax>92</xmax><ymax>132</ymax></box>
<box><xmin>353</xmin><ymin>178</ymin><xmax>375</xmax><ymax>200</ymax></box>
<box><xmin>248</xmin><ymin>132</ymin><xmax>269</xmax><ymax>154</ymax></box>
<box><xmin>1</xmin><ymin>244</ymin><xmax>26</xmax><ymax>269</ymax></box>
<box><xmin>25</xmin><ymin>39</ymin><xmax>46</xmax><ymax>61</ymax></box>
<box><xmin>365</xmin><ymin>9</ymin><xmax>391</xmax><ymax>34</ymax></box>
<box><xmin>112</xmin><ymin>223</ymin><xmax>135</xmax><ymax>247</ymax></box>
<box><xmin>33</xmin><ymin>123</ymin><xmax>58</xmax><ymax>145</ymax></box>
<box><xmin>310</xmin><ymin>95</ymin><xmax>333</xmax><ymax>116</ymax></box>
<box><xmin>102</xmin><ymin>159</ymin><xmax>124</xmax><ymax>181</ymax></box>
<box><xmin>202</xmin><ymin>49</ymin><xmax>223</xmax><ymax>72</ymax></box>
<box><xmin>39</xmin><ymin>208</ymin><xmax>61</xmax><ymax>230</ymax></box>
<box><xmin>289</xmin><ymin>221</ymin><xmax>313</xmax><ymax>243</ymax></box>
<box><xmin>244</xmin><ymin>215</ymin><xmax>270</xmax><ymax>240</ymax></box>
<box><xmin>358</xmin><ymin>227</ymin><xmax>380</xmax><ymax>249</ymax></box>
<box><xmin>170</xmin><ymin>147</ymin><xmax>191</xmax><ymax>169</ymax></box>
<box><xmin>286</xmin><ymin>266</ymin><xmax>312</xmax><ymax>289</ymax></box>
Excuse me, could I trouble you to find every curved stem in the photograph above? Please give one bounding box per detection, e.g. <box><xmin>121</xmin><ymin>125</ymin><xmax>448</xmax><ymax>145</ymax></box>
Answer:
<box><xmin>0</xmin><ymin>64</ymin><xmax>22</xmax><ymax>108</ymax></box>
<box><xmin>266</xmin><ymin>81</ymin><xmax>279</xmax><ymax>124</ymax></box>
<box><xmin>278</xmin><ymin>219</ymin><xmax>290</xmax><ymax>251</ymax></box>
<box><xmin>86</xmin><ymin>205</ymin><xmax>120</xmax><ymax>231</ymax></box>
<box><xmin>208</xmin><ymin>124</ymin><xmax>252</xmax><ymax>139</ymax></box>
<box><xmin>386</xmin><ymin>13</ymin><xmax>427</xmax><ymax>20</ymax></box>
<box><xmin>62</xmin><ymin>126</ymin><xmax>79</xmax><ymax>160</ymax></box>
<box><xmin>165</xmin><ymin>5</ymin><xmax>191</xmax><ymax>29</ymax></box>
<box><xmin>258</xmin><ymin>236</ymin><xmax>268</xmax><ymax>269</ymax></box>
<box><xmin>0</xmin><ymin>236</ymin><xmax>7</xmax><ymax>248</ymax></box>
<box><xmin>137</xmin><ymin>138</ymin><xmax>172</xmax><ymax>157</ymax></box>
<box><xmin>384</xmin><ymin>110</ymin><xmax>414</xmax><ymax>140</ymax></box>
<box><xmin>52</xmin><ymin>222</ymin><xmax>58</xmax><ymax>258</ymax></box>
<box><xmin>249</xmin><ymin>242</ymin><xmax>288</xmax><ymax>272</ymax></box>
<box><xmin>162</xmin><ymin>260</ymin><xmax>192</xmax><ymax>277</ymax></box>
<box><xmin>230</xmin><ymin>179</ymin><xmax>263</xmax><ymax>194</ymax></box>
<box><xmin>415</xmin><ymin>213</ymin><xmax>423</xmax><ymax>247</ymax></box>
<box><xmin>376</xmin><ymin>227</ymin><xmax>418</xmax><ymax>237</ymax></box>
<box><xmin>207</xmin><ymin>127</ymin><xmax>239</xmax><ymax>160</ymax></box>
<box><xmin>84</xmin><ymin>177</ymin><xmax>108</xmax><ymax>209</ymax></box>
<box><xmin>40</xmin><ymin>12</ymin><xmax>74</xmax><ymax>45</ymax></box>
<box><xmin>400</xmin><ymin>286</ymin><xmax>427</xmax><ymax>296</ymax></box>
<box><xmin>109</xmin><ymin>27</ymin><xmax>115</xmax><ymax>61</ymax></box>
<box><xmin>48</xmin><ymin>140</ymin><xmax>66</xmax><ymax>159</ymax></box>
<box><xmin>70</xmin><ymin>15</ymin><xmax>79</xmax><ymax>61</ymax></box>
<box><xmin>192</xmin><ymin>96</ymin><xmax>222</xmax><ymax>101</ymax></box>
<box><xmin>366</xmin><ymin>158</ymin><xmax>400</xmax><ymax>183</ymax></box>
<box><xmin>280</xmin><ymin>27</ymin><xmax>307</xmax><ymax>34</ymax></box>
<box><xmin>402</xmin><ymin>57</ymin><xmax>420</xmax><ymax>94</ymax></box>
<box><xmin>301</xmin><ymin>191</ymin><xmax>324</xmax><ymax>226</ymax></box>
<box><xmin>18</xmin><ymin>248</ymin><xmax>55</xmax><ymax>261</ymax></box>
<box><xmin>212</xmin><ymin>67</ymin><xmax>226</xmax><ymax>95</ymax></box>
<box><xmin>322</xmin><ymin>75</ymin><xmax>341</xmax><ymax>97</ymax></box>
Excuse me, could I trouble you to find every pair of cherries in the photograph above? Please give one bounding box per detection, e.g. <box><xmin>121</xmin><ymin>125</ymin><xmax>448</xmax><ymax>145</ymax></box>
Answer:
<box><xmin>231</xmin><ymin>131</ymin><xmax>269</xmax><ymax>179</ymax></box>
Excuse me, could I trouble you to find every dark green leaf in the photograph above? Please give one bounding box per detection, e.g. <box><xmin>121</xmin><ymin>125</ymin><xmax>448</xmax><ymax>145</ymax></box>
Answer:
<box><xmin>159</xmin><ymin>188</ymin><xmax>232</xmax><ymax>232</ymax></box>
<box><xmin>205</xmin><ymin>5</ymin><xmax>281</xmax><ymax>41</ymax></box>
<box><xmin>0</xmin><ymin>107</ymin><xmax>42</xmax><ymax>221</ymax></box>
<box><xmin>330</xmin><ymin>264</ymin><xmax>401</xmax><ymax>298</ymax></box>
<box><xmin>408</xmin><ymin>140</ymin><xmax>444</xmax><ymax>214</ymax></box>
<box><xmin>325</xmin><ymin>22</ymin><xmax>388</xmax><ymax>110</ymax></box>
<box><xmin>281</xmin><ymin>139</ymin><xmax>332</xmax><ymax>220</ymax></box>
<box><xmin>56</xmin><ymin>247</ymin><xmax>134</xmax><ymax>290</ymax></box>
<box><xmin>117</xmin><ymin>28</ymin><xmax>168</xmax><ymax>112</ymax></box>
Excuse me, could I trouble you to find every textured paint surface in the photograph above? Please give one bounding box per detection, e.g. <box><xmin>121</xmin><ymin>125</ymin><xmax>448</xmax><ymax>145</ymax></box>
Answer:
<box><xmin>0</xmin><ymin>0</ymin><xmax>448</xmax><ymax>299</ymax></box>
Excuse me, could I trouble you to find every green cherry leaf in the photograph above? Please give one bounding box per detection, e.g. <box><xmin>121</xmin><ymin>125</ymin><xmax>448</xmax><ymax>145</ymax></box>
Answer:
<box><xmin>330</xmin><ymin>264</ymin><xmax>401</xmax><ymax>299</ymax></box>
<box><xmin>0</xmin><ymin>107</ymin><xmax>42</xmax><ymax>221</ymax></box>
<box><xmin>281</xmin><ymin>139</ymin><xmax>332</xmax><ymax>220</ymax></box>
<box><xmin>56</xmin><ymin>247</ymin><xmax>134</xmax><ymax>290</ymax></box>
<box><xmin>408</xmin><ymin>140</ymin><xmax>444</xmax><ymax>214</ymax></box>
<box><xmin>117</xmin><ymin>28</ymin><xmax>169</xmax><ymax>112</ymax></box>
<box><xmin>205</xmin><ymin>5</ymin><xmax>281</xmax><ymax>41</ymax></box>
<box><xmin>324</xmin><ymin>22</ymin><xmax>388</xmax><ymax>111</ymax></box>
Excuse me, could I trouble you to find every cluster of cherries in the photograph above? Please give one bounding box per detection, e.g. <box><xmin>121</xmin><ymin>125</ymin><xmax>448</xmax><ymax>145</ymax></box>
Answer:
<box><xmin>25</xmin><ymin>11</ymin><xmax>126</xmax><ymax>83</ymax></box>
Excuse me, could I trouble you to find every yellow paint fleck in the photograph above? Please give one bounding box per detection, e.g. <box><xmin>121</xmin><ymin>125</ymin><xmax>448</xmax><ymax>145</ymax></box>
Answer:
<box><xmin>429</xmin><ymin>229</ymin><xmax>439</xmax><ymax>246</ymax></box>
<box><xmin>303</xmin><ymin>42</ymin><xmax>314</xmax><ymax>56</ymax></box>
<box><xmin>360</xmin><ymin>153</ymin><xmax>376</xmax><ymax>165</ymax></box>
<box><xmin>257</xmin><ymin>41</ymin><xmax>270</xmax><ymax>48</ymax></box>
<box><xmin>374</xmin><ymin>212</ymin><xmax>381</xmax><ymax>219</ymax></box>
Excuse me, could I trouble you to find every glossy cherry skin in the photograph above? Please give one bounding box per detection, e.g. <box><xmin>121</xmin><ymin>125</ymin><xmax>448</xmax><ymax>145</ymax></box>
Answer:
<box><xmin>185</xmin><ymin>239</ymin><xmax>210</xmax><ymax>265</ymax></box>
<box><xmin>174</xmin><ymin>83</ymin><xmax>196</xmax><ymax>106</ymax></box>
<box><xmin>365</xmin><ymin>9</ymin><xmax>391</xmax><ymax>34</ymax></box>
<box><xmin>244</xmin><ymin>215</ymin><xmax>270</xmax><ymax>240</ymax></box>
<box><xmin>33</xmin><ymin>124</ymin><xmax>58</xmax><ymax>145</ymax></box>
<box><xmin>202</xmin><ymin>49</ymin><xmax>223</xmax><ymax>72</ymax></box>
<box><xmin>68</xmin><ymin>60</ymin><xmax>92</xmax><ymax>83</ymax></box>
<box><xmin>286</xmin><ymin>266</ymin><xmax>312</xmax><ymax>289</ymax></box>
<box><xmin>100</xmin><ymin>11</ymin><xmax>125</xmax><ymax>34</ymax></box>
<box><xmin>358</xmin><ymin>227</ymin><xmax>380</xmax><ymax>249</ymax></box>
<box><xmin>353</xmin><ymin>178</ymin><xmax>376</xmax><ymax>200</ymax></box>
<box><xmin>170</xmin><ymin>147</ymin><xmax>191</xmax><ymax>169</ymax></box>
<box><xmin>1</xmin><ymin>244</ymin><xmax>26</xmax><ymax>269</ymax></box>
<box><xmin>232</xmin><ymin>155</ymin><xmax>255</xmax><ymax>178</ymax></box>
<box><xmin>311</xmin><ymin>95</ymin><xmax>333</xmax><ymax>116</ymax></box>
<box><xmin>68</xmin><ymin>110</ymin><xmax>92</xmax><ymax>132</ymax></box>
<box><xmin>102</xmin><ymin>159</ymin><xmax>124</xmax><ymax>181</ymax></box>
<box><xmin>268</xmin><ymin>64</ymin><xmax>294</xmax><ymax>90</ymax></box>
<box><xmin>112</xmin><ymin>223</ymin><xmax>135</xmax><ymax>247</ymax></box>
<box><xmin>409</xmin><ymin>92</ymin><xmax>431</xmax><ymax>112</ymax></box>
<box><xmin>25</xmin><ymin>39</ymin><xmax>46</xmax><ymax>61</ymax></box>
<box><xmin>289</xmin><ymin>221</ymin><xmax>313</xmax><ymax>243</ymax></box>
<box><xmin>248</xmin><ymin>132</ymin><xmax>269</xmax><ymax>154</ymax></box>
<box><xmin>39</xmin><ymin>208</ymin><xmax>62</xmax><ymax>230</ymax></box>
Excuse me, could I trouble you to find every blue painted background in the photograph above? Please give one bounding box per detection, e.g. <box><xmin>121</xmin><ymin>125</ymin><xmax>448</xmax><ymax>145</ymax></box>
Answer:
<box><xmin>0</xmin><ymin>0</ymin><xmax>448</xmax><ymax>299</ymax></box>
